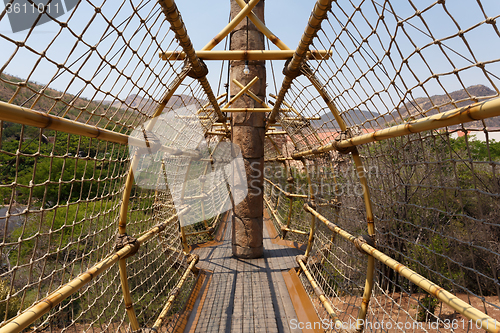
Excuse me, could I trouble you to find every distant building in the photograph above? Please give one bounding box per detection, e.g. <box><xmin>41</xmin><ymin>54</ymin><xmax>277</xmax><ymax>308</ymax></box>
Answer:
<box><xmin>450</xmin><ymin>127</ymin><xmax>500</xmax><ymax>142</ymax></box>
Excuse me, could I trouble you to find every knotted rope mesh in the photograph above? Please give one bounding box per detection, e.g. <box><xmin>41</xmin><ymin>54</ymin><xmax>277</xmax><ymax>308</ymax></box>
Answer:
<box><xmin>0</xmin><ymin>0</ymin><xmax>226</xmax><ymax>331</ymax></box>
<box><xmin>264</xmin><ymin>0</ymin><xmax>500</xmax><ymax>330</ymax></box>
<box><xmin>0</xmin><ymin>0</ymin><xmax>499</xmax><ymax>332</ymax></box>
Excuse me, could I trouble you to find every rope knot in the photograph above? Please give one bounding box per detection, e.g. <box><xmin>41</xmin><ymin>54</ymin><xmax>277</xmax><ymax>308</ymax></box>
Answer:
<box><xmin>115</xmin><ymin>233</ymin><xmax>140</xmax><ymax>259</ymax></box>
<box><xmin>296</xmin><ymin>254</ymin><xmax>308</xmax><ymax>265</ymax></box>
<box><xmin>184</xmin><ymin>59</ymin><xmax>208</xmax><ymax>79</ymax></box>
<box><xmin>353</xmin><ymin>235</ymin><xmax>376</xmax><ymax>254</ymax></box>
<box><xmin>333</xmin><ymin>130</ymin><xmax>356</xmax><ymax>154</ymax></box>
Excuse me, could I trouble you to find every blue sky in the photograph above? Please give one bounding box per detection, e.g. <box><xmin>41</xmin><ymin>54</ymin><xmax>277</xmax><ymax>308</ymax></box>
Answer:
<box><xmin>0</xmin><ymin>0</ymin><xmax>498</xmax><ymax>109</ymax></box>
<box><xmin>0</xmin><ymin>0</ymin><xmax>317</xmax><ymax>100</ymax></box>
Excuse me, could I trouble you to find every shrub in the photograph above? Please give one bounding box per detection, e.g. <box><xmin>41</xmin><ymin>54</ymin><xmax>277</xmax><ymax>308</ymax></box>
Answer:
<box><xmin>0</xmin><ymin>279</ymin><xmax>20</xmax><ymax>321</ymax></box>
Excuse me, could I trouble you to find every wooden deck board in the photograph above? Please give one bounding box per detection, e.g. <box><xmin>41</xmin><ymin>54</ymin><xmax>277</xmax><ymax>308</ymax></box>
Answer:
<box><xmin>188</xmin><ymin>212</ymin><xmax>308</xmax><ymax>333</ymax></box>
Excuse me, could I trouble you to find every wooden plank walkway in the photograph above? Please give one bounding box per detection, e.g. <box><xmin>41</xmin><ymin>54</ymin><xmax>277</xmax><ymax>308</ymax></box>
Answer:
<box><xmin>184</xmin><ymin>213</ymin><xmax>309</xmax><ymax>333</ymax></box>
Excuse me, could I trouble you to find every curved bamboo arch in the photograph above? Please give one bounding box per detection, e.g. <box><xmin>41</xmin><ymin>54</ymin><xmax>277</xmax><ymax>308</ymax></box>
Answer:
<box><xmin>303</xmin><ymin>72</ymin><xmax>375</xmax><ymax>332</ymax></box>
<box><xmin>270</xmin><ymin>65</ymin><xmax>376</xmax><ymax>331</ymax></box>
<box><xmin>116</xmin><ymin>68</ymin><xmax>189</xmax><ymax>330</ymax></box>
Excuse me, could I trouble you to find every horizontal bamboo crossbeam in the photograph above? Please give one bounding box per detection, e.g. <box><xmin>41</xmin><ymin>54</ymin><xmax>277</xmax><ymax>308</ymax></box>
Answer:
<box><xmin>221</xmin><ymin>107</ymin><xmax>289</xmax><ymax>113</ymax></box>
<box><xmin>282</xmin><ymin>116</ymin><xmax>321</xmax><ymax>121</ymax></box>
<box><xmin>221</xmin><ymin>107</ymin><xmax>270</xmax><ymax>112</ymax></box>
<box><xmin>264</xmin><ymin>178</ymin><xmax>308</xmax><ymax>198</ymax></box>
<box><xmin>0</xmin><ymin>210</ymin><xmax>187</xmax><ymax>333</ymax></box>
<box><xmin>0</xmin><ymin>101</ymin><xmax>201</xmax><ymax>159</ymax></box>
<box><xmin>160</xmin><ymin>50</ymin><xmax>332</xmax><ymax>61</ymax></box>
<box><xmin>281</xmin><ymin>227</ymin><xmax>308</xmax><ymax>236</ymax></box>
<box><xmin>184</xmin><ymin>228</ymin><xmax>213</xmax><ymax>237</ymax></box>
<box><xmin>266</xmin><ymin>131</ymin><xmax>287</xmax><ymax>135</ymax></box>
<box><xmin>303</xmin><ymin>204</ymin><xmax>500</xmax><ymax>333</ymax></box>
<box><xmin>206</xmin><ymin>131</ymin><xmax>227</xmax><ymax>136</ymax></box>
<box><xmin>264</xmin><ymin>157</ymin><xmax>294</xmax><ymax>162</ymax></box>
<box><xmin>152</xmin><ymin>254</ymin><xmax>199</xmax><ymax>330</ymax></box>
<box><xmin>293</xmin><ymin>97</ymin><xmax>500</xmax><ymax>159</ymax></box>
<box><xmin>297</xmin><ymin>257</ymin><xmax>342</xmax><ymax>326</ymax></box>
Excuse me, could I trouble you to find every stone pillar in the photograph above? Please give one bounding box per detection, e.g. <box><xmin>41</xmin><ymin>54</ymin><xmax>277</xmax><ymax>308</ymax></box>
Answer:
<box><xmin>230</xmin><ymin>0</ymin><xmax>266</xmax><ymax>259</ymax></box>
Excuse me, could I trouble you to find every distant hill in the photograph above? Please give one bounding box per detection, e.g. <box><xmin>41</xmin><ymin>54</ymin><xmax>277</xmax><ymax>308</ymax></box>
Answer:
<box><xmin>312</xmin><ymin>109</ymin><xmax>381</xmax><ymax>129</ymax></box>
<box><xmin>101</xmin><ymin>93</ymin><xmax>203</xmax><ymax>111</ymax></box>
<box><xmin>395</xmin><ymin>84</ymin><xmax>499</xmax><ymax>127</ymax></box>
<box><xmin>312</xmin><ymin>84</ymin><xmax>499</xmax><ymax>129</ymax></box>
<box><xmin>0</xmin><ymin>73</ymin><xmax>206</xmax><ymax>129</ymax></box>
<box><xmin>0</xmin><ymin>73</ymin><xmax>139</xmax><ymax>128</ymax></box>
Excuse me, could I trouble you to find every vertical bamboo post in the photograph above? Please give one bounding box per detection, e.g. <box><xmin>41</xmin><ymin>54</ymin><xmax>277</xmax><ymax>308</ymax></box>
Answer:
<box><xmin>351</xmin><ymin>150</ymin><xmax>375</xmax><ymax>331</ymax></box>
<box><xmin>303</xmin><ymin>160</ymin><xmax>316</xmax><ymax>257</ymax></box>
<box><xmin>283</xmin><ymin>160</ymin><xmax>294</xmax><ymax>240</ymax></box>
<box><xmin>283</xmin><ymin>197</ymin><xmax>294</xmax><ymax>240</ymax></box>
<box><xmin>179</xmin><ymin>162</ymin><xmax>192</xmax><ymax>253</ymax></box>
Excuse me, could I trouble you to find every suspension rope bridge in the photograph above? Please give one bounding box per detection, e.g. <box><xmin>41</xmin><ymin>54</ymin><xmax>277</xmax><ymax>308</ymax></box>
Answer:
<box><xmin>0</xmin><ymin>0</ymin><xmax>499</xmax><ymax>332</ymax></box>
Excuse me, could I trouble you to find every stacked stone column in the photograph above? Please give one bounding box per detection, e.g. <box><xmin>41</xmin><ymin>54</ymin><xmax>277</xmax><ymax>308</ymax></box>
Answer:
<box><xmin>230</xmin><ymin>0</ymin><xmax>266</xmax><ymax>259</ymax></box>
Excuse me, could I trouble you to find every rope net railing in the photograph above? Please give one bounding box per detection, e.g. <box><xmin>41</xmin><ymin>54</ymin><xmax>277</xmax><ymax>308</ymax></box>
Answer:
<box><xmin>0</xmin><ymin>0</ymin><xmax>499</xmax><ymax>332</ymax></box>
<box><xmin>0</xmin><ymin>0</ymin><xmax>230</xmax><ymax>331</ymax></box>
<box><xmin>264</xmin><ymin>0</ymin><xmax>500</xmax><ymax>331</ymax></box>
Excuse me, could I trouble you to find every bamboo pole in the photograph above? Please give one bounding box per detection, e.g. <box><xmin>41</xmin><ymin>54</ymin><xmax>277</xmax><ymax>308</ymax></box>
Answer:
<box><xmin>293</xmin><ymin>97</ymin><xmax>500</xmax><ymax>159</ymax></box>
<box><xmin>201</xmin><ymin>0</ymin><xmax>261</xmax><ymax>51</ymax></box>
<box><xmin>233</xmin><ymin>78</ymin><xmax>269</xmax><ymax>108</ymax></box>
<box><xmin>160</xmin><ymin>50</ymin><xmax>332</xmax><ymax>61</ymax></box>
<box><xmin>266</xmin><ymin>131</ymin><xmax>287</xmax><ymax>135</ymax></box>
<box><xmin>115</xmin><ymin>70</ymin><xmax>188</xmax><ymax>329</ymax></box>
<box><xmin>264</xmin><ymin>196</ymin><xmax>285</xmax><ymax>230</ymax></box>
<box><xmin>283</xmin><ymin>197</ymin><xmax>294</xmax><ymax>240</ymax></box>
<box><xmin>0</xmin><ymin>211</ymin><xmax>185</xmax><ymax>333</ymax></box>
<box><xmin>282</xmin><ymin>116</ymin><xmax>321</xmax><ymax>121</ymax></box>
<box><xmin>206</xmin><ymin>131</ymin><xmax>227</xmax><ymax>136</ymax></box>
<box><xmin>300</xmin><ymin>61</ymin><xmax>376</xmax><ymax>331</ymax></box>
<box><xmin>158</xmin><ymin>0</ymin><xmax>227</xmax><ymax>130</ymax></box>
<box><xmin>221</xmin><ymin>107</ymin><xmax>271</xmax><ymax>112</ymax></box>
<box><xmin>269</xmin><ymin>93</ymin><xmax>301</xmax><ymax>117</ymax></box>
<box><xmin>281</xmin><ymin>226</ymin><xmax>308</xmax><ymax>236</ymax></box>
<box><xmin>304</xmin><ymin>68</ymin><xmax>345</xmax><ymax>131</ymax></box>
<box><xmin>0</xmin><ymin>101</ymin><xmax>200</xmax><ymax>159</ymax></box>
<box><xmin>151</xmin><ymin>254</ymin><xmax>199</xmax><ymax>330</ymax></box>
<box><xmin>234</xmin><ymin>0</ymin><xmax>290</xmax><ymax>50</ymax></box>
<box><xmin>264</xmin><ymin>157</ymin><xmax>294</xmax><ymax>162</ymax></box>
<box><xmin>303</xmin><ymin>204</ymin><xmax>500</xmax><ymax>333</ymax></box>
<box><xmin>196</xmin><ymin>93</ymin><xmax>226</xmax><ymax>114</ymax></box>
<box><xmin>264</xmin><ymin>178</ymin><xmax>308</xmax><ymax>198</ymax></box>
<box><xmin>297</xmin><ymin>257</ymin><xmax>343</xmax><ymax>327</ymax></box>
<box><xmin>302</xmin><ymin>160</ymin><xmax>316</xmax><ymax>257</ymax></box>
<box><xmin>351</xmin><ymin>150</ymin><xmax>375</xmax><ymax>329</ymax></box>
<box><xmin>267</xmin><ymin>0</ymin><xmax>333</xmax><ymax>130</ymax></box>
<box><xmin>225</xmin><ymin>76</ymin><xmax>259</xmax><ymax>109</ymax></box>
<box><xmin>184</xmin><ymin>228</ymin><xmax>214</xmax><ymax>237</ymax></box>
